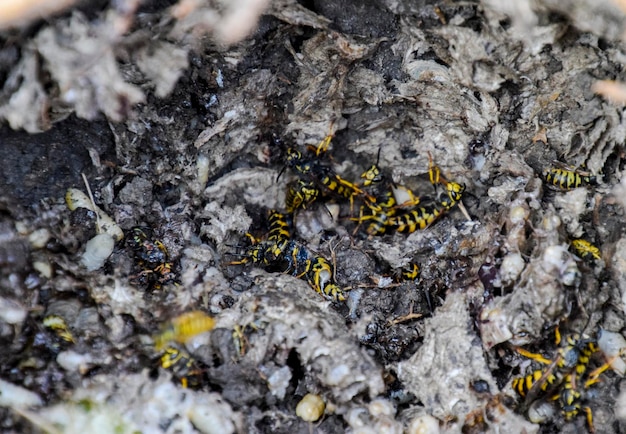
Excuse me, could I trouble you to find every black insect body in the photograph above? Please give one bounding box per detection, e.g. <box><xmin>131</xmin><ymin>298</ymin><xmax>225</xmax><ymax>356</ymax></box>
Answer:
<box><xmin>229</xmin><ymin>210</ymin><xmax>346</xmax><ymax>301</ymax></box>
<box><xmin>387</xmin><ymin>180</ymin><xmax>465</xmax><ymax>234</ymax></box>
<box><xmin>355</xmin><ymin>163</ymin><xmax>401</xmax><ymax>236</ymax></box>
<box><xmin>282</xmin><ymin>135</ymin><xmax>372</xmax><ymax>213</ymax></box>
<box><xmin>353</xmin><ymin>155</ymin><xmax>466</xmax><ymax>235</ymax></box>
<box><xmin>159</xmin><ymin>346</ymin><xmax>207</xmax><ymax>389</ymax></box>
<box><xmin>127</xmin><ymin>227</ymin><xmax>177</xmax><ymax>290</ymax></box>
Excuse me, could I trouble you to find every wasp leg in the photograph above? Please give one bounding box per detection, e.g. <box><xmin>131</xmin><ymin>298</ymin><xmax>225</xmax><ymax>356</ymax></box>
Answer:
<box><xmin>514</xmin><ymin>347</ymin><xmax>553</xmax><ymax>365</ymax></box>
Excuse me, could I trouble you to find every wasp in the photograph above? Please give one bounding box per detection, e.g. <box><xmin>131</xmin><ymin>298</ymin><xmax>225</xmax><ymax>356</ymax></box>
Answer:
<box><xmin>228</xmin><ymin>232</ymin><xmax>272</xmax><ymax>266</ymax></box>
<box><xmin>552</xmin><ymin>373</ymin><xmax>594</xmax><ymax>430</ymax></box>
<box><xmin>368</xmin><ymin>155</ymin><xmax>466</xmax><ymax>235</ymax></box>
<box><xmin>227</xmin><ymin>212</ymin><xmax>292</xmax><ymax>268</ymax></box>
<box><xmin>286</xmin><ymin>179</ymin><xmax>320</xmax><ymax>214</ymax></box>
<box><xmin>354</xmin><ymin>162</ymin><xmax>399</xmax><ymax>236</ymax></box>
<box><xmin>127</xmin><ymin>227</ymin><xmax>169</xmax><ymax>266</ymax></box>
<box><xmin>511</xmin><ymin>330</ymin><xmax>607</xmax><ymax>432</ymax></box>
<box><xmin>512</xmin><ymin>332</ymin><xmax>598</xmax><ymax>399</ymax></box>
<box><xmin>353</xmin><ymin>152</ymin><xmax>421</xmax><ymax>236</ymax></box>
<box><xmin>386</xmin><ymin>176</ymin><xmax>465</xmax><ymax>233</ymax></box>
<box><xmin>386</xmin><ymin>202</ymin><xmax>445</xmax><ymax>233</ymax></box>
<box><xmin>127</xmin><ymin>226</ymin><xmax>177</xmax><ymax>289</ymax></box>
<box><xmin>228</xmin><ymin>213</ymin><xmax>346</xmax><ymax>301</ymax></box>
<box><xmin>571</xmin><ymin>239</ymin><xmax>601</xmax><ymax>261</ymax></box>
<box><xmin>153</xmin><ymin>311</ymin><xmax>216</xmax><ymax>351</ymax></box>
<box><xmin>272</xmin><ymin>239</ymin><xmax>346</xmax><ymax>301</ymax></box>
<box><xmin>265</xmin><ymin>210</ymin><xmax>293</xmax><ymax>261</ymax></box>
<box><xmin>160</xmin><ymin>346</ymin><xmax>207</xmax><ymax>389</ymax></box>
<box><xmin>43</xmin><ymin>315</ymin><xmax>75</xmax><ymax>344</ymax></box>
<box><xmin>543</xmin><ymin>162</ymin><xmax>597</xmax><ymax>190</ymax></box>
<box><xmin>399</xmin><ymin>262</ymin><xmax>420</xmax><ymax>281</ymax></box>
<box><xmin>304</xmin><ymin>256</ymin><xmax>346</xmax><ymax>302</ymax></box>
<box><xmin>281</xmin><ymin>134</ymin><xmax>373</xmax><ymax>212</ymax></box>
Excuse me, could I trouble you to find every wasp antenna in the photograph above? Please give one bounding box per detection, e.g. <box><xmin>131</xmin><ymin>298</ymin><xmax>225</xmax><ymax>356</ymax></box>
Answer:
<box><xmin>276</xmin><ymin>165</ymin><xmax>288</xmax><ymax>182</ymax></box>
<box><xmin>223</xmin><ymin>242</ymin><xmax>244</xmax><ymax>248</ymax></box>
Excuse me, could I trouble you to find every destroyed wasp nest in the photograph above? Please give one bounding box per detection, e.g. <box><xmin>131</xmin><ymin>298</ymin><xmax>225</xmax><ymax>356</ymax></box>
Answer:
<box><xmin>2</xmin><ymin>1</ymin><xmax>626</xmax><ymax>433</ymax></box>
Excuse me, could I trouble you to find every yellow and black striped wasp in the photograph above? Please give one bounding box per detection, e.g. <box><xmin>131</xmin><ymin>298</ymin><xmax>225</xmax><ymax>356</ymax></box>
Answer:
<box><xmin>543</xmin><ymin>162</ymin><xmax>598</xmax><ymax>191</ymax></box>
<box><xmin>386</xmin><ymin>182</ymin><xmax>465</xmax><ymax>233</ymax></box>
<box><xmin>228</xmin><ymin>208</ymin><xmax>292</xmax><ymax>267</ymax></box>
<box><xmin>364</xmin><ymin>153</ymin><xmax>465</xmax><ymax>235</ymax></box>
<box><xmin>228</xmin><ymin>232</ymin><xmax>273</xmax><ymax>267</ymax></box>
<box><xmin>275</xmin><ymin>236</ymin><xmax>346</xmax><ymax>302</ymax></box>
<box><xmin>264</xmin><ymin>209</ymin><xmax>293</xmax><ymax>261</ymax></box>
<box><xmin>228</xmin><ymin>210</ymin><xmax>346</xmax><ymax>301</ymax></box>
<box><xmin>352</xmin><ymin>149</ymin><xmax>425</xmax><ymax>236</ymax></box>
<box><xmin>511</xmin><ymin>328</ymin><xmax>613</xmax><ymax>432</ymax></box>
<box><xmin>353</xmin><ymin>162</ymin><xmax>397</xmax><ymax>235</ymax></box>
<box><xmin>571</xmin><ymin>239</ymin><xmax>601</xmax><ymax>261</ymax></box>
<box><xmin>304</xmin><ymin>255</ymin><xmax>345</xmax><ymax>301</ymax></box>
<box><xmin>285</xmin><ymin>179</ymin><xmax>320</xmax><ymax>214</ymax></box>
<box><xmin>280</xmin><ymin>132</ymin><xmax>373</xmax><ymax>213</ymax></box>
<box><xmin>398</xmin><ymin>262</ymin><xmax>420</xmax><ymax>281</ymax></box>
<box><xmin>159</xmin><ymin>346</ymin><xmax>207</xmax><ymax>389</ymax></box>
<box><xmin>227</xmin><ymin>210</ymin><xmax>292</xmax><ymax>268</ymax></box>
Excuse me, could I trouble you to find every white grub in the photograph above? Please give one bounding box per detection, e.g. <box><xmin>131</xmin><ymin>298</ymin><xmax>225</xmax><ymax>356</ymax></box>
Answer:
<box><xmin>327</xmin><ymin>364</ymin><xmax>351</xmax><ymax>386</ymax></box>
<box><xmin>0</xmin><ymin>297</ymin><xmax>27</xmax><ymax>324</ymax></box>
<box><xmin>406</xmin><ymin>413</ymin><xmax>440</xmax><ymax>434</ymax></box>
<box><xmin>32</xmin><ymin>260</ymin><xmax>52</xmax><ymax>278</ymax></box>
<box><xmin>80</xmin><ymin>234</ymin><xmax>115</xmax><ymax>271</ymax></box>
<box><xmin>344</xmin><ymin>401</ymin><xmax>402</xmax><ymax>434</ymax></box>
<box><xmin>296</xmin><ymin>393</ymin><xmax>325</xmax><ymax>422</ymax></box>
<box><xmin>368</xmin><ymin>398</ymin><xmax>395</xmax><ymax>418</ymax></box>
<box><xmin>188</xmin><ymin>401</ymin><xmax>239</xmax><ymax>434</ymax></box>
<box><xmin>542</xmin><ymin>245</ymin><xmax>580</xmax><ymax>287</ymax></box>
<box><xmin>597</xmin><ymin>329</ymin><xmax>626</xmax><ymax>375</ymax></box>
<box><xmin>502</xmin><ymin>194</ymin><xmax>532</xmax><ymax>254</ymax></box>
<box><xmin>527</xmin><ymin>399</ymin><xmax>555</xmax><ymax>424</ymax></box>
<box><xmin>479</xmin><ymin>306</ymin><xmax>513</xmax><ymax>349</ymax></box>
<box><xmin>65</xmin><ymin>188</ymin><xmax>124</xmax><ymax>241</ymax></box>
<box><xmin>28</xmin><ymin>228</ymin><xmax>50</xmax><ymax>249</ymax></box>
<box><xmin>346</xmin><ymin>407</ymin><xmax>369</xmax><ymax>429</ymax></box>
<box><xmin>56</xmin><ymin>350</ymin><xmax>94</xmax><ymax>374</ymax></box>
<box><xmin>0</xmin><ymin>378</ymin><xmax>42</xmax><ymax>408</ymax></box>
<box><xmin>499</xmin><ymin>252</ymin><xmax>525</xmax><ymax>286</ymax></box>
<box><xmin>193</xmin><ymin>153</ymin><xmax>210</xmax><ymax>195</ymax></box>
